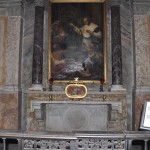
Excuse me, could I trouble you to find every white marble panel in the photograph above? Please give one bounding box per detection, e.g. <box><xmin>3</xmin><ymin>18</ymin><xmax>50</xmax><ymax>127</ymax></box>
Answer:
<box><xmin>5</xmin><ymin>17</ymin><xmax>22</xmax><ymax>86</ymax></box>
<box><xmin>134</xmin><ymin>16</ymin><xmax>150</xmax><ymax>85</ymax></box>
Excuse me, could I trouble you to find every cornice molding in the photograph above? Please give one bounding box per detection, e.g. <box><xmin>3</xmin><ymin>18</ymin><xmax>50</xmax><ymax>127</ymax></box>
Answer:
<box><xmin>0</xmin><ymin>0</ymin><xmax>24</xmax><ymax>16</ymax></box>
<box><xmin>23</xmin><ymin>0</ymin><xmax>48</xmax><ymax>7</ymax></box>
<box><xmin>0</xmin><ymin>0</ymin><xmax>48</xmax><ymax>9</ymax></box>
<box><xmin>34</xmin><ymin>0</ymin><xmax>44</xmax><ymax>7</ymax></box>
<box><xmin>0</xmin><ymin>0</ymin><xmax>23</xmax><ymax>5</ymax></box>
<box><xmin>133</xmin><ymin>0</ymin><xmax>150</xmax><ymax>5</ymax></box>
<box><xmin>3</xmin><ymin>0</ymin><xmax>150</xmax><ymax>6</ymax></box>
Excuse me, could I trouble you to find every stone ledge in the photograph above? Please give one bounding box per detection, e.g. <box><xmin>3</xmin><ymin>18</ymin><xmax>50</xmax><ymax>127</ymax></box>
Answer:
<box><xmin>24</xmin><ymin>90</ymin><xmax>127</xmax><ymax>95</ymax></box>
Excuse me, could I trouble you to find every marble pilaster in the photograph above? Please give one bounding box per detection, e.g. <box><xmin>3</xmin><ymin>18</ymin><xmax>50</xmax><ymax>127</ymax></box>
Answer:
<box><xmin>134</xmin><ymin>16</ymin><xmax>150</xmax><ymax>86</ymax></box>
<box><xmin>120</xmin><ymin>1</ymin><xmax>133</xmax><ymax>130</ymax></box>
<box><xmin>22</xmin><ymin>3</ymin><xmax>35</xmax><ymax>88</ymax></box>
<box><xmin>5</xmin><ymin>17</ymin><xmax>23</xmax><ymax>91</ymax></box>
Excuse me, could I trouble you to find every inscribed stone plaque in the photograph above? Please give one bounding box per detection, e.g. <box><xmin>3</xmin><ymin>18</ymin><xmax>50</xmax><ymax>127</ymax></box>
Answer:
<box><xmin>45</xmin><ymin>103</ymin><xmax>109</xmax><ymax>132</ymax></box>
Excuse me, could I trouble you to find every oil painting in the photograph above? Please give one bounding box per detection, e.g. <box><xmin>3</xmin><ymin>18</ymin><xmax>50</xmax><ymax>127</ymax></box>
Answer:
<box><xmin>49</xmin><ymin>1</ymin><xmax>105</xmax><ymax>81</ymax></box>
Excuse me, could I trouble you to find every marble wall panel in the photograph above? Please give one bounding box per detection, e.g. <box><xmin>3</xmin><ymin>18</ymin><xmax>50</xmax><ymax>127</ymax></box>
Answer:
<box><xmin>22</xmin><ymin>4</ymin><xmax>35</xmax><ymax>88</ymax></box>
<box><xmin>43</xmin><ymin>10</ymin><xmax>48</xmax><ymax>83</ymax></box>
<box><xmin>120</xmin><ymin>1</ymin><xmax>133</xmax><ymax>130</ymax></box>
<box><xmin>46</xmin><ymin>104</ymin><xmax>109</xmax><ymax>132</ymax></box>
<box><xmin>5</xmin><ymin>17</ymin><xmax>22</xmax><ymax>87</ymax></box>
<box><xmin>0</xmin><ymin>17</ymin><xmax>7</xmax><ymax>86</ymax></box>
<box><xmin>120</xmin><ymin>2</ymin><xmax>133</xmax><ymax>91</ymax></box>
<box><xmin>106</xmin><ymin>3</ymin><xmax>112</xmax><ymax>84</ymax></box>
<box><xmin>135</xmin><ymin>93</ymin><xmax>150</xmax><ymax>130</ymax></box>
<box><xmin>133</xmin><ymin>4</ymin><xmax>150</xmax><ymax>131</ymax></box>
<box><xmin>0</xmin><ymin>93</ymin><xmax>18</xmax><ymax>129</ymax></box>
<box><xmin>134</xmin><ymin>16</ymin><xmax>150</xmax><ymax>86</ymax></box>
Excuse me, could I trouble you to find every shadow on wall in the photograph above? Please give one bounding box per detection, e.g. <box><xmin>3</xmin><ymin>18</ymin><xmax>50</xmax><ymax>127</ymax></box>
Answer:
<box><xmin>0</xmin><ymin>139</ymin><xmax>17</xmax><ymax>150</ymax></box>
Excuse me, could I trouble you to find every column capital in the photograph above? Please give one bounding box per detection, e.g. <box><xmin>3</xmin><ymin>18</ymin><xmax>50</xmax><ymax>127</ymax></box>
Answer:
<box><xmin>23</xmin><ymin>0</ymin><xmax>35</xmax><ymax>4</ymax></box>
<box><xmin>23</xmin><ymin>0</ymin><xmax>45</xmax><ymax>6</ymax></box>
<box><xmin>23</xmin><ymin>0</ymin><xmax>48</xmax><ymax>9</ymax></box>
<box><xmin>108</xmin><ymin>0</ymin><xmax>121</xmax><ymax>6</ymax></box>
<box><xmin>34</xmin><ymin>0</ymin><xmax>44</xmax><ymax>7</ymax></box>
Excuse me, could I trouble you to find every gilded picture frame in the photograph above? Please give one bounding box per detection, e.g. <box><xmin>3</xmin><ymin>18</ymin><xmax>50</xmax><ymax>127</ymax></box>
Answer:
<box><xmin>48</xmin><ymin>0</ymin><xmax>106</xmax><ymax>82</ymax></box>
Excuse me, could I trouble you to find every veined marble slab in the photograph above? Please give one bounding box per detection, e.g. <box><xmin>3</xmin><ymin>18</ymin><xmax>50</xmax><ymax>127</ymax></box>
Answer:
<box><xmin>134</xmin><ymin>16</ymin><xmax>150</xmax><ymax>86</ymax></box>
<box><xmin>45</xmin><ymin>103</ymin><xmax>110</xmax><ymax>132</ymax></box>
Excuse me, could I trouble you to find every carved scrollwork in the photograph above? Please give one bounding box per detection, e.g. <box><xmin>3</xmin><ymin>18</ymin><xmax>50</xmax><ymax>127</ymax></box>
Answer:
<box><xmin>114</xmin><ymin>140</ymin><xmax>126</xmax><ymax>149</ymax></box>
<box><xmin>24</xmin><ymin>140</ymin><xmax>34</xmax><ymax>149</ymax></box>
<box><xmin>78</xmin><ymin>139</ymin><xmax>126</xmax><ymax>150</ymax></box>
<box><xmin>24</xmin><ymin>139</ymin><xmax>70</xmax><ymax>149</ymax></box>
<box><xmin>23</xmin><ymin>138</ymin><xmax>126</xmax><ymax>149</ymax></box>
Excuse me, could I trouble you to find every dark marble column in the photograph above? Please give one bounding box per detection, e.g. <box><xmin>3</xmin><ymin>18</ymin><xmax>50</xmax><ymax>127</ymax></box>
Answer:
<box><xmin>29</xmin><ymin>1</ymin><xmax>44</xmax><ymax>90</ymax></box>
<box><xmin>111</xmin><ymin>2</ymin><xmax>124</xmax><ymax>90</ymax></box>
<box><xmin>32</xmin><ymin>6</ymin><xmax>44</xmax><ymax>84</ymax></box>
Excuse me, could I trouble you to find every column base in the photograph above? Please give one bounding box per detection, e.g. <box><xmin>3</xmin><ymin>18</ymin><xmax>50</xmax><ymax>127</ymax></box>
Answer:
<box><xmin>111</xmin><ymin>85</ymin><xmax>126</xmax><ymax>92</ymax></box>
<box><xmin>28</xmin><ymin>84</ymin><xmax>43</xmax><ymax>91</ymax></box>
